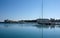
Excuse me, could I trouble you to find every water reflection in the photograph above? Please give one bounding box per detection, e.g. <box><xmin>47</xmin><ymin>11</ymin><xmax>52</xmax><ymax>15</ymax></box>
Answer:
<box><xmin>0</xmin><ymin>23</ymin><xmax>60</xmax><ymax>29</ymax></box>
<box><xmin>33</xmin><ymin>24</ymin><xmax>60</xmax><ymax>29</ymax></box>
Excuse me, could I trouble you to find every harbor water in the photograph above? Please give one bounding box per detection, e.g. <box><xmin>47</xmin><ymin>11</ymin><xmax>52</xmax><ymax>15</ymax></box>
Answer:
<box><xmin>0</xmin><ymin>23</ymin><xmax>60</xmax><ymax>38</ymax></box>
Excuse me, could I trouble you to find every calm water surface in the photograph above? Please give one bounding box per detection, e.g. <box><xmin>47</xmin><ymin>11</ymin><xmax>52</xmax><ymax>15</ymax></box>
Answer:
<box><xmin>0</xmin><ymin>23</ymin><xmax>60</xmax><ymax>38</ymax></box>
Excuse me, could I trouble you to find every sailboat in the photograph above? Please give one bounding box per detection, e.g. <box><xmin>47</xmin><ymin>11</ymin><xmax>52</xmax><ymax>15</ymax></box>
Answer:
<box><xmin>37</xmin><ymin>0</ymin><xmax>53</xmax><ymax>25</ymax></box>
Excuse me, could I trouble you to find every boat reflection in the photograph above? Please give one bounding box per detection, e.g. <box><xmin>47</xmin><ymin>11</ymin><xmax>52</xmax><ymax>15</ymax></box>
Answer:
<box><xmin>0</xmin><ymin>23</ymin><xmax>60</xmax><ymax>29</ymax></box>
<box><xmin>33</xmin><ymin>24</ymin><xmax>60</xmax><ymax>29</ymax></box>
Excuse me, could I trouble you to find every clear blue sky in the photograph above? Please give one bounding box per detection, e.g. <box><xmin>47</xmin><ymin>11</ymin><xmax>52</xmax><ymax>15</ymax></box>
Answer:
<box><xmin>43</xmin><ymin>0</ymin><xmax>60</xmax><ymax>19</ymax></box>
<box><xmin>0</xmin><ymin>0</ymin><xmax>60</xmax><ymax>21</ymax></box>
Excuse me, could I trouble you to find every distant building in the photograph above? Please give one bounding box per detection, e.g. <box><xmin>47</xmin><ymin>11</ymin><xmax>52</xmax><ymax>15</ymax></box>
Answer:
<box><xmin>4</xmin><ymin>19</ymin><xmax>17</xmax><ymax>23</ymax></box>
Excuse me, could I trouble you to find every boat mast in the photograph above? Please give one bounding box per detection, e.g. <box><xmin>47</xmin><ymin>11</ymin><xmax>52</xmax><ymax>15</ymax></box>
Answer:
<box><xmin>42</xmin><ymin>0</ymin><xmax>43</xmax><ymax>38</ymax></box>
<box><xmin>42</xmin><ymin>0</ymin><xmax>43</xmax><ymax>19</ymax></box>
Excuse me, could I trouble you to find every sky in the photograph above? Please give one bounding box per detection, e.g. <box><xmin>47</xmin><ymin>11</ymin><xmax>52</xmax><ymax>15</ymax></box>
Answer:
<box><xmin>0</xmin><ymin>0</ymin><xmax>60</xmax><ymax>21</ymax></box>
<box><xmin>43</xmin><ymin>0</ymin><xmax>60</xmax><ymax>19</ymax></box>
